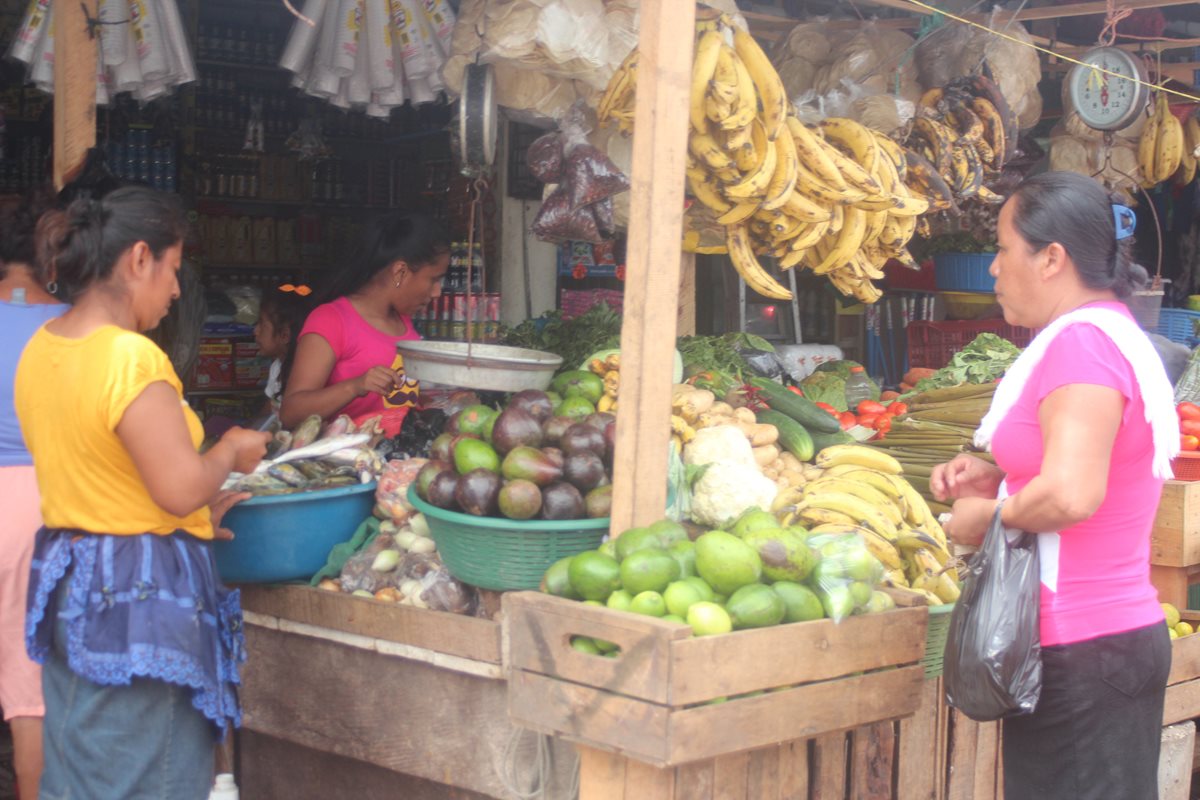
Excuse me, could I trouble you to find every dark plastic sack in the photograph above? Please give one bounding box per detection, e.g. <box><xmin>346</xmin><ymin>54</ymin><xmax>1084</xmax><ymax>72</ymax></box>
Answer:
<box><xmin>532</xmin><ymin>186</ymin><xmax>602</xmax><ymax>244</ymax></box>
<box><xmin>944</xmin><ymin>504</ymin><xmax>1041</xmax><ymax>721</ymax></box>
<box><xmin>738</xmin><ymin>347</ymin><xmax>786</xmax><ymax>380</ymax></box>
<box><xmin>527</xmin><ymin>133</ymin><xmax>565</xmax><ymax>183</ymax></box>
<box><xmin>564</xmin><ymin>144</ymin><xmax>630</xmax><ymax>211</ymax></box>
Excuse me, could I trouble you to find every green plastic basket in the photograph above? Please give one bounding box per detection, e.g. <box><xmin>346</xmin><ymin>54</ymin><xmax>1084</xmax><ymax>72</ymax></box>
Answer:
<box><xmin>922</xmin><ymin>604</ymin><xmax>955</xmax><ymax>679</ymax></box>
<box><xmin>407</xmin><ymin>486</ymin><xmax>609</xmax><ymax>591</ymax></box>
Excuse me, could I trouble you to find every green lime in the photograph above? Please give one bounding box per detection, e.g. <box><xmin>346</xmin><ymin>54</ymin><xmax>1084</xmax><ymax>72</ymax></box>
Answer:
<box><xmin>629</xmin><ymin>591</ymin><xmax>667</xmax><ymax>617</ymax></box>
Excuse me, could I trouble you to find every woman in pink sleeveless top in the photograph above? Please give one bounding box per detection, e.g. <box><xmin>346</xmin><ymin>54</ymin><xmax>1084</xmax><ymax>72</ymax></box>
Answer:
<box><xmin>931</xmin><ymin>172</ymin><xmax>1175</xmax><ymax>799</ymax></box>
<box><xmin>280</xmin><ymin>213</ymin><xmax>449</xmax><ymax>436</ymax></box>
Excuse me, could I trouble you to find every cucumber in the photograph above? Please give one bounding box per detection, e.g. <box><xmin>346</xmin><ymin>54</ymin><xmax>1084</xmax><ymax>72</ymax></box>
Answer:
<box><xmin>755</xmin><ymin>409</ymin><xmax>814</xmax><ymax>462</ymax></box>
<box><xmin>809</xmin><ymin>428</ymin><xmax>855</xmax><ymax>453</ymax></box>
<box><xmin>748</xmin><ymin>378</ymin><xmax>841</xmax><ymax>434</ymax></box>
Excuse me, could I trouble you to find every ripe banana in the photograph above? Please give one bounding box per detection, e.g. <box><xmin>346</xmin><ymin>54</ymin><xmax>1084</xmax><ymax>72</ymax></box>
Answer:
<box><xmin>720</xmin><ymin>46</ymin><xmax>759</xmax><ymax>131</ymax></box>
<box><xmin>726</xmin><ymin>223</ymin><xmax>793</xmax><ymax>300</ymax></box>
<box><xmin>814</xmin><ymin>445</ymin><xmax>903</xmax><ymax>474</ymax></box>
<box><xmin>797</xmin><ymin>507</ymin><xmax>860</xmax><ymax>528</ymax></box>
<box><xmin>726</xmin><ymin>136</ymin><xmax>779</xmax><ymax>199</ymax></box>
<box><xmin>1155</xmin><ymin>94</ymin><xmax>1184</xmax><ymax>184</ymax></box>
<box><xmin>787</xmin><ymin>117</ymin><xmax>848</xmax><ymax>191</ymax></box>
<box><xmin>690</xmin><ymin>31</ymin><xmax>723</xmax><ymax>133</ymax></box>
<box><xmin>795</xmin><ymin>492</ymin><xmax>899</xmax><ymax>541</ymax></box>
<box><xmin>815</xmin><ymin>134</ymin><xmax>883</xmax><ymax>195</ymax></box>
<box><xmin>968</xmin><ymin>96</ymin><xmax>1005</xmax><ymax>169</ymax></box>
<box><xmin>732</xmin><ymin>29</ymin><xmax>786</xmax><ymax>141</ymax></box>
<box><xmin>1138</xmin><ymin>97</ymin><xmax>1161</xmax><ymax>185</ymax></box>
<box><xmin>687</xmin><ymin>169</ymin><xmax>732</xmax><ymax>214</ymax></box>
<box><xmin>812</xmin><ymin>206</ymin><xmax>867</xmax><ymax>274</ymax></box>
<box><xmin>689</xmin><ymin>132</ymin><xmax>737</xmax><ymax>172</ymax></box>
<box><xmin>805</xmin><ymin>477</ymin><xmax>904</xmax><ymax>528</ymax></box>
<box><xmin>781</xmin><ymin>190</ymin><xmax>833</xmax><ymax>223</ymax></box>
<box><xmin>597</xmin><ymin>50</ymin><xmax>637</xmax><ymax>124</ymax></box>
<box><xmin>820</xmin><ymin>117</ymin><xmax>879</xmax><ymax>174</ymax></box>
<box><xmin>760</xmin><ymin>123</ymin><xmax>799</xmax><ymax>211</ymax></box>
<box><xmin>717</xmin><ymin>201</ymin><xmax>760</xmax><ymax>225</ymax></box>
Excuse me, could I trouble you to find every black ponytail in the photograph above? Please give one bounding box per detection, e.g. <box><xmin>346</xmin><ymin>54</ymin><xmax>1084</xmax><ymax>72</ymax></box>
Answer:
<box><xmin>51</xmin><ymin>186</ymin><xmax>188</xmax><ymax>301</ymax></box>
<box><xmin>314</xmin><ymin>212</ymin><xmax>449</xmax><ymax>304</ymax></box>
<box><xmin>1009</xmin><ymin>171</ymin><xmax>1148</xmax><ymax>299</ymax></box>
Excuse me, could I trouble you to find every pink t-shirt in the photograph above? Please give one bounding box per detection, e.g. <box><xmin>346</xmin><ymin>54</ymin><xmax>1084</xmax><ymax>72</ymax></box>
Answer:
<box><xmin>991</xmin><ymin>302</ymin><xmax>1165</xmax><ymax>647</ymax></box>
<box><xmin>298</xmin><ymin>297</ymin><xmax>421</xmax><ymax>427</ymax></box>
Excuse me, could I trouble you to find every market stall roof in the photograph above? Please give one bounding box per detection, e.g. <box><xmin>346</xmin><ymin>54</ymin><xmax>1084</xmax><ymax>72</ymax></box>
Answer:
<box><xmin>745</xmin><ymin>0</ymin><xmax>1200</xmax><ymax>87</ymax></box>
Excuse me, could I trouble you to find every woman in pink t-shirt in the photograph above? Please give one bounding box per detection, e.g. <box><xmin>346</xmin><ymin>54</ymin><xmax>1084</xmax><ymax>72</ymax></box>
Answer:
<box><xmin>931</xmin><ymin>172</ymin><xmax>1173</xmax><ymax>799</ymax></box>
<box><xmin>280</xmin><ymin>213</ymin><xmax>449</xmax><ymax>435</ymax></box>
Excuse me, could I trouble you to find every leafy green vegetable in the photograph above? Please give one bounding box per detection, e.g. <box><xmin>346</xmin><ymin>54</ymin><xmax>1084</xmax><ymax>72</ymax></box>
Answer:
<box><xmin>677</xmin><ymin>333</ymin><xmax>773</xmax><ymax>377</ymax></box>
<box><xmin>500</xmin><ymin>304</ymin><xmax>623</xmax><ymax>375</ymax></box>
<box><xmin>913</xmin><ymin>333</ymin><xmax>1021</xmax><ymax>392</ymax></box>
<box><xmin>799</xmin><ymin>371</ymin><xmax>848</xmax><ymax>411</ymax></box>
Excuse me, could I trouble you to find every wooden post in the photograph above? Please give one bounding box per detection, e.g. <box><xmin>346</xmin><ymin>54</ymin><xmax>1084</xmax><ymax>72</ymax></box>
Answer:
<box><xmin>53</xmin><ymin>0</ymin><xmax>98</xmax><ymax>189</ymax></box>
<box><xmin>608</xmin><ymin>0</ymin><xmax>697</xmax><ymax>535</ymax></box>
<box><xmin>678</xmin><ymin>252</ymin><xmax>697</xmax><ymax>337</ymax></box>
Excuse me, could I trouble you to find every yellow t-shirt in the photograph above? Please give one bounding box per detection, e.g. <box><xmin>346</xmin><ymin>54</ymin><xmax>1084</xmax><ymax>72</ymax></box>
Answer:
<box><xmin>15</xmin><ymin>324</ymin><xmax>213</xmax><ymax>539</ymax></box>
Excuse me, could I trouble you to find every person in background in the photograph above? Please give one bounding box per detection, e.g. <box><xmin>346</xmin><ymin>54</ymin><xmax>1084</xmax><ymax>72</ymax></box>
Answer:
<box><xmin>254</xmin><ymin>283</ymin><xmax>313</xmax><ymax>415</ymax></box>
<box><xmin>0</xmin><ymin>195</ymin><xmax>66</xmax><ymax>800</ymax></box>
<box><xmin>280</xmin><ymin>213</ymin><xmax>449</xmax><ymax>435</ymax></box>
<box><xmin>14</xmin><ymin>187</ymin><xmax>270</xmax><ymax>799</ymax></box>
<box><xmin>931</xmin><ymin>172</ymin><xmax>1177</xmax><ymax>799</ymax></box>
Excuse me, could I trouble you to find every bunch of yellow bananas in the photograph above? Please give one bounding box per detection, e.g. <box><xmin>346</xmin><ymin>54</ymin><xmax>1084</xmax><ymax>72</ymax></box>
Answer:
<box><xmin>597</xmin><ymin>15</ymin><xmax>931</xmax><ymax>305</ymax></box>
<box><xmin>906</xmin><ymin>75</ymin><xmax>1015</xmax><ymax>218</ymax></box>
<box><xmin>1138</xmin><ymin>92</ymin><xmax>1196</xmax><ymax>188</ymax></box>
<box><xmin>774</xmin><ymin>445</ymin><xmax>960</xmax><ymax>605</ymax></box>
<box><xmin>586</xmin><ymin>352</ymin><xmax>620</xmax><ymax>414</ymax></box>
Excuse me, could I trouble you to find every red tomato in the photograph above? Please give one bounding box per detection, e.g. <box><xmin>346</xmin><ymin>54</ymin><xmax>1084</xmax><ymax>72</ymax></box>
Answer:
<box><xmin>816</xmin><ymin>402</ymin><xmax>839</xmax><ymax>416</ymax></box>
<box><xmin>856</xmin><ymin>400</ymin><xmax>886</xmax><ymax>417</ymax></box>
<box><xmin>857</xmin><ymin>413</ymin><xmax>879</xmax><ymax>428</ymax></box>
<box><xmin>880</xmin><ymin>390</ymin><xmax>900</xmax><ymax>402</ymax></box>
<box><xmin>1182</xmin><ymin>420</ymin><xmax>1200</xmax><ymax>438</ymax></box>
<box><xmin>888</xmin><ymin>402</ymin><xmax>909</xmax><ymax>417</ymax></box>
<box><xmin>873</xmin><ymin>415</ymin><xmax>893</xmax><ymax>434</ymax></box>
<box><xmin>1179</xmin><ymin>402</ymin><xmax>1200</xmax><ymax>421</ymax></box>
<box><xmin>838</xmin><ymin>412</ymin><xmax>857</xmax><ymax>431</ymax></box>
<box><xmin>1183</xmin><ymin>434</ymin><xmax>1200</xmax><ymax>452</ymax></box>
<box><xmin>788</xmin><ymin>386</ymin><xmax>804</xmax><ymax>396</ymax></box>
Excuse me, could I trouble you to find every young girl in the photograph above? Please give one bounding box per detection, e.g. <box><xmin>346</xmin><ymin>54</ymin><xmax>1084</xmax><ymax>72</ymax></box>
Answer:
<box><xmin>15</xmin><ymin>186</ymin><xmax>270</xmax><ymax>799</ymax></box>
<box><xmin>281</xmin><ymin>213</ymin><xmax>448</xmax><ymax>436</ymax></box>
<box><xmin>255</xmin><ymin>283</ymin><xmax>312</xmax><ymax>414</ymax></box>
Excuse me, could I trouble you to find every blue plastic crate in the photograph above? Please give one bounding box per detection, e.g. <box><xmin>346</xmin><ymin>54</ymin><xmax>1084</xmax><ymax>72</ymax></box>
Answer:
<box><xmin>1157</xmin><ymin>308</ymin><xmax>1200</xmax><ymax>347</ymax></box>
<box><xmin>933</xmin><ymin>252</ymin><xmax>996</xmax><ymax>292</ymax></box>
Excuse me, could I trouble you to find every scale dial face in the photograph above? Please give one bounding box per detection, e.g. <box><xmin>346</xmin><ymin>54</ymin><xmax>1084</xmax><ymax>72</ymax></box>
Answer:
<box><xmin>1067</xmin><ymin>46</ymin><xmax>1149</xmax><ymax>132</ymax></box>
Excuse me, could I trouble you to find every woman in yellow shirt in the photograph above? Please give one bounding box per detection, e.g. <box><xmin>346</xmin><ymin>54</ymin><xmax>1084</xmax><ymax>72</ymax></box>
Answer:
<box><xmin>14</xmin><ymin>187</ymin><xmax>270</xmax><ymax>800</ymax></box>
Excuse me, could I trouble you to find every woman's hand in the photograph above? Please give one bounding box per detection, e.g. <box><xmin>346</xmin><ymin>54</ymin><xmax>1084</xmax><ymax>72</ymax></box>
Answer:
<box><xmin>944</xmin><ymin>497</ymin><xmax>1001</xmax><ymax>548</ymax></box>
<box><xmin>209</xmin><ymin>490</ymin><xmax>251</xmax><ymax>541</ymax></box>
<box><xmin>219</xmin><ymin>427</ymin><xmax>272</xmax><ymax>475</ymax></box>
<box><xmin>930</xmin><ymin>454</ymin><xmax>1004</xmax><ymax>502</ymax></box>
<box><xmin>354</xmin><ymin>365</ymin><xmax>401</xmax><ymax>398</ymax></box>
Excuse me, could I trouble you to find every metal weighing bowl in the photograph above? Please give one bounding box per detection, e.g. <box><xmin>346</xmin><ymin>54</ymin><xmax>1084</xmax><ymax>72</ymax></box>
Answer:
<box><xmin>396</xmin><ymin>341</ymin><xmax>563</xmax><ymax>392</ymax></box>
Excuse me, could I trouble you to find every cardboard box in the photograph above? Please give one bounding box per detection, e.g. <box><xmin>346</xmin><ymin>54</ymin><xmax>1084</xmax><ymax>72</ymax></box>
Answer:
<box><xmin>235</xmin><ymin>341</ymin><xmax>271</xmax><ymax>389</ymax></box>
<box><xmin>195</xmin><ymin>338</ymin><xmax>234</xmax><ymax>389</ymax></box>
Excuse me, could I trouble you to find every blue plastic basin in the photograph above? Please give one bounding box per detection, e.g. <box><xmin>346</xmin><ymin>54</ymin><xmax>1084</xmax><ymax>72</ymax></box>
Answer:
<box><xmin>212</xmin><ymin>481</ymin><xmax>377</xmax><ymax>584</ymax></box>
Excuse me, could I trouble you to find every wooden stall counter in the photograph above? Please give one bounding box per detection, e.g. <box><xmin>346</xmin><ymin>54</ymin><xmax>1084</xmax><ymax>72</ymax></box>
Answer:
<box><xmin>1151</xmin><ymin>481</ymin><xmax>1200</xmax><ymax>608</ymax></box>
<box><xmin>236</xmin><ymin>585</ymin><xmax>577</xmax><ymax>800</ymax></box>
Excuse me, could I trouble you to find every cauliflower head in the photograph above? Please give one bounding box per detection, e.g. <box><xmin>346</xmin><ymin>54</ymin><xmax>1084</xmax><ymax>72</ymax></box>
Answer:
<box><xmin>690</xmin><ymin>460</ymin><xmax>778</xmax><ymax>529</ymax></box>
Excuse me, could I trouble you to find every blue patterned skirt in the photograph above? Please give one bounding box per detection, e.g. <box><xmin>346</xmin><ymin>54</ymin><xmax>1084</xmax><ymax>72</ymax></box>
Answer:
<box><xmin>25</xmin><ymin>528</ymin><xmax>246</xmax><ymax>737</ymax></box>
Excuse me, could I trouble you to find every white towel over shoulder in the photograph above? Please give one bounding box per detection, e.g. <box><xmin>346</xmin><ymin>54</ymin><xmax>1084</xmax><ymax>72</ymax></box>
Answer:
<box><xmin>974</xmin><ymin>306</ymin><xmax>1179</xmax><ymax>480</ymax></box>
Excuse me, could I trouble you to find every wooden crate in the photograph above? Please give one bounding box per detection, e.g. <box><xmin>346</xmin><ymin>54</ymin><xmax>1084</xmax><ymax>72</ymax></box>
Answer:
<box><xmin>1166</xmin><ymin>611</ymin><xmax>1200</xmax><ymax>726</ymax></box>
<box><xmin>504</xmin><ymin>592</ymin><xmax>928</xmax><ymax>768</ymax></box>
<box><xmin>1152</xmin><ymin>481</ymin><xmax>1200</xmax><ymax>568</ymax></box>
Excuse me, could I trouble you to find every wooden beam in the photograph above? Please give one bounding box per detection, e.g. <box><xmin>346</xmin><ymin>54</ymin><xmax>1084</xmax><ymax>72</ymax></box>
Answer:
<box><xmin>53</xmin><ymin>0</ymin><xmax>98</xmax><ymax>189</ymax></box>
<box><xmin>609</xmin><ymin>0</ymin><xmax>696</xmax><ymax>535</ymax></box>
<box><xmin>677</xmin><ymin>252</ymin><xmax>696</xmax><ymax>337</ymax></box>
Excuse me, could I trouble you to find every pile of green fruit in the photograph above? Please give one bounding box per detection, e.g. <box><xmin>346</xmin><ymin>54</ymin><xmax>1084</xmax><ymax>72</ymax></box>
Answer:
<box><xmin>414</xmin><ymin>377</ymin><xmax>617</xmax><ymax>521</ymax></box>
<box><xmin>541</xmin><ymin>509</ymin><xmax>895</xmax><ymax>651</ymax></box>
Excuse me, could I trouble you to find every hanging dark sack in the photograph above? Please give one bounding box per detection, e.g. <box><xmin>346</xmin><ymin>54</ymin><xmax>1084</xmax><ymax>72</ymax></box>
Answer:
<box><xmin>944</xmin><ymin>502</ymin><xmax>1042</xmax><ymax>721</ymax></box>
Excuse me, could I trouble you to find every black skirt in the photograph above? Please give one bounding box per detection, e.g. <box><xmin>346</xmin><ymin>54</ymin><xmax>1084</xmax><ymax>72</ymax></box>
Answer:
<box><xmin>1002</xmin><ymin>622</ymin><xmax>1171</xmax><ymax>800</ymax></box>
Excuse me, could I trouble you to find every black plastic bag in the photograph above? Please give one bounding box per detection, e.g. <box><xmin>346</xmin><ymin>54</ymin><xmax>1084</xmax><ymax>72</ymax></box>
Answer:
<box><xmin>737</xmin><ymin>346</ymin><xmax>786</xmax><ymax>380</ymax></box>
<box><xmin>944</xmin><ymin>503</ymin><xmax>1042</xmax><ymax>721</ymax></box>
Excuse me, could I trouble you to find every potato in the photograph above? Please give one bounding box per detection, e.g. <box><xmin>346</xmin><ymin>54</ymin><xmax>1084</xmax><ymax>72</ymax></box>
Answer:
<box><xmin>753</xmin><ymin>444</ymin><xmax>781</xmax><ymax>467</ymax></box>
<box><xmin>750</xmin><ymin>424</ymin><xmax>779</xmax><ymax>447</ymax></box>
<box><xmin>779</xmin><ymin>452</ymin><xmax>803</xmax><ymax>472</ymax></box>
<box><xmin>709</xmin><ymin>401</ymin><xmax>735</xmax><ymax>416</ymax></box>
<box><xmin>763</xmin><ymin>466</ymin><xmax>781</xmax><ymax>480</ymax></box>
<box><xmin>769</xmin><ymin>457</ymin><xmax>786</xmax><ymax>472</ymax></box>
<box><xmin>780</xmin><ymin>468</ymin><xmax>806</xmax><ymax>487</ymax></box>
<box><xmin>733</xmin><ymin>406</ymin><xmax>757</xmax><ymax>425</ymax></box>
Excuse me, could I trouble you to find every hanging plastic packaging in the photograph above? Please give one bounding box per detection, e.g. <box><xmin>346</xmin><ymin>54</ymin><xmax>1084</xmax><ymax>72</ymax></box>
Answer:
<box><xmin>279</xmin><ymin>0</ymin><xmax>327</xmax><ymax>73</ymax></box>
<box><xmin>943</xmin><ymin>502</ymin><xmax>1042</xmax><ymax>722</ymax></box>
<box><xmin>97</xmin><ymin>0</ymin><xmax>128</xmax><ymax>66</ymax></box>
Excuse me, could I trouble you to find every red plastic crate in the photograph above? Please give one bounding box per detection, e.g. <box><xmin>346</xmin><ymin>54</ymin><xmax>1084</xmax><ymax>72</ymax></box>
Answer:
<box><xmin>907</xmin><ymin>320</ymin><xmax>1036</xmax><ymax>370</ymax></box>
<box><xmin>884</xmin><ymin>257</ymin><xmax>937</xmax><ymax>291</ymax></box>
<box><xmin>1173</xmin><ymin>452</ymin><xmax>1200</xmax><ymax>482</ymax></box>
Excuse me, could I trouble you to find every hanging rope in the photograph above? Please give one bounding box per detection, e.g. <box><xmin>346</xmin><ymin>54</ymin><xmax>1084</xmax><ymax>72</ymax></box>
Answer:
<box><xmin>281</xmin><ymin>0</ymin><xmax>316</xmax><ymax>27</ymax></box>
<box><xmin>1098</xmin><ymin>0</ymin><xmax>1133</xmax><ymax>47</ymax></box>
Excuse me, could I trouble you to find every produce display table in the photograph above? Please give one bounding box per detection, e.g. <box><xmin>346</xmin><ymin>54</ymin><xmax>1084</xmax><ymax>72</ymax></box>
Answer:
<box><xmin>236</xmin><ymin>586</ymin><xmax>578</xmax><ymax>800</ymax></box>
<box><xmin>504</xmin><ymin>592</ymin><xmax>937</xmax><ymax>798</ymax></box>
<box><xmin>1151</xmin><ymin>481</ymin><xmax>1200</xmax><ymax>608</ymax></box>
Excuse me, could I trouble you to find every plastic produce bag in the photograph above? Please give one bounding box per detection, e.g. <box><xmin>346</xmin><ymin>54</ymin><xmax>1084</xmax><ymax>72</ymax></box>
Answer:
<box><xmin>805</xmin><ymin>531</ymin><xmax>885</xmax><ymax>623</ymax></box>
<box><xmin>375</xmin><ymin>458</ymin><xmax>428</xmax><ymax>523</ymax></box>
<box><xmin>527</xmin><ymin>132</ymin><xmax>565</xmax><ymax>183</ymax></box>
<box><xmin>532</xmin><ymin>186</ymin><xmax>602</xmax><ymax>243</ymax></box>
<box><xmin>564</xmin><ymin>143</ymin><xmax>630</xmax><ymax>211</ymax></box>
<box><xmin>944</xmin><ymin>504</ymin><xmax>1041</xmax><ymax>721</ymax></box>
<box><xmin>738</xmin><ymin>346</ymin><xmax>786</xmax><ymax>380</ymax></box>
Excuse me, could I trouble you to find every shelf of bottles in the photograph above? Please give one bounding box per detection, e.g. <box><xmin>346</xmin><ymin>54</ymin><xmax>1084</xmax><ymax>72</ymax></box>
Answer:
<box><xmin>104</xmin><ymin>128</ymin><xmax>178</xmax><ymax>192</ymax></box>
<box><xmin>412</xmin><ymin>242</ymin><xmax>500</xmax><ymax>343</ymax></box>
